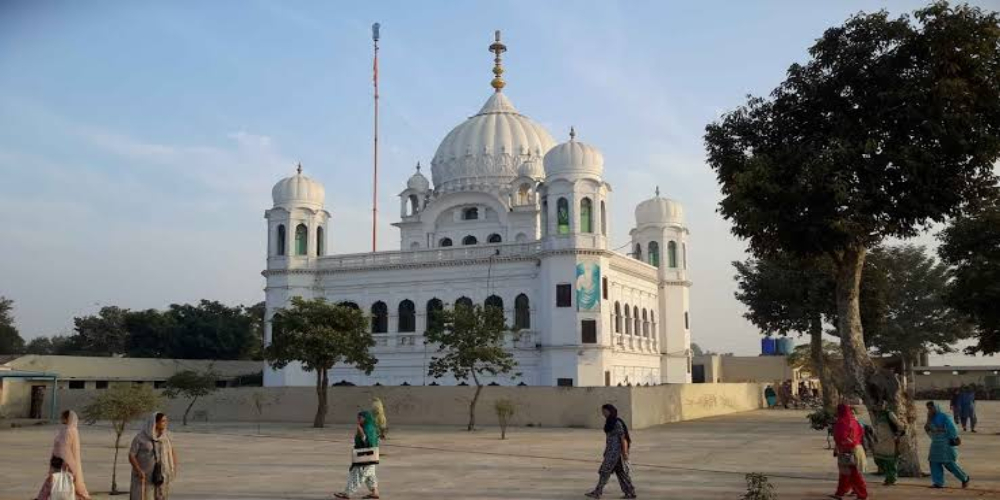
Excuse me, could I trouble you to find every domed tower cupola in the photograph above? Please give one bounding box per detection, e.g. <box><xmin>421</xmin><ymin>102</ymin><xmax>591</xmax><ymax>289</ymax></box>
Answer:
<box><xmin>265</xmin><ymin>163</ymin><xmax>331</xmax><ymax>263</ymax></box>
<box><xmin>400</xmin><ymin>162</ymin><xmax>430</xmax><ymax>218</ymax></box>
<box><xmin>537</xmin><ymin>128</ymin><xmax>611</xmax><ymax>247</ymax></box>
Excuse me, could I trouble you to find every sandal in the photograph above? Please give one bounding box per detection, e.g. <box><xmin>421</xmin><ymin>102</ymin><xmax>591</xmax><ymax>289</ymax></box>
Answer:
<box><xmin>363</xmin><ymin>496</ymin><xmax>380</xmax><ymax>499</ymax></box>
<box><xmin>334</xmin><ymin>494</ymin><xmax>350</xmax><ymax>499</ymax></box>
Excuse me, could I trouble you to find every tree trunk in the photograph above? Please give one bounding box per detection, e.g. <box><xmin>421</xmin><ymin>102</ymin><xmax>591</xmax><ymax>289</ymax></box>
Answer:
<box><xmin>468</xmin><ymin>373</ymin><xmax>482</xmax><ymax>431</ymax></box>
<box><xmin>111</xmin><ymin>430</ymin><xmax>122</xmax><ymax>494</ymax></box>
<box><xmin>809</xmin><ymin>316</ymin><xmax>836</xmax><ymax>411</ymax></box>
<box><xmin>183</xmin><ymin>396</ymin><xmax>199</xmax><ymax>426</ymax></box>
<box><xmin>834</xmin><ymin>246</ymin><xmax>921</xmax><ymax>477</ymax></box>
<box><xmin>313</xmin><ymin>369</ymin><xmax>329</xmax><ymax>428</ymax></box>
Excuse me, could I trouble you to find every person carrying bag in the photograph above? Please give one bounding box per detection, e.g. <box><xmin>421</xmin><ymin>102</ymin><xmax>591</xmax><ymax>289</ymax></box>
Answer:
<box><xmin>335</xmin><ymin>411</ymin><xmax>381</xmax><ymax>499</ymax></box>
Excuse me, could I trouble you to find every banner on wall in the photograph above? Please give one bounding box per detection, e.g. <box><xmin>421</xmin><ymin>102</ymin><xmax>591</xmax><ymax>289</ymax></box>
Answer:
<box><xmin>576</xmin><ymin>261</ymin><xmax>601</xmax><ymax>312</ymax></box>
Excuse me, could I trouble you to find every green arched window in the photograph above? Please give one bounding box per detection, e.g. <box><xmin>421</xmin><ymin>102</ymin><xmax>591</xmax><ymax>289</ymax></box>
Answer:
<box><xmin>580</xmin><ymin>198</ymin><xmax>593</xmax><ymax>233</ymax></box>
<box><xmin>316</xmin><ymin>227</ymin><xmax>324</xmax><ymax>256</ymax></box>
<box><xmin>295</xmin><ymin>224</ymin><xmax>308</xmax><ymax>255</ymax></box>
<box><xmin>648</xmin><ymin>241</ymin><xmax>660</xmax><ymax>268</ymax></box>
<box><xmin>557</xmin><ymin>198</ymin><xmax>570</xmax><ymax>234</ymax></box>
<box><xmin>668</xmin><ymin>241</ymin><xmax>678</xmax><ymax>268</ymax></box>
<box><xmin>276</xmin><ymin>224</ymin><xmax>286</xmax><ymax>256</ymax></box>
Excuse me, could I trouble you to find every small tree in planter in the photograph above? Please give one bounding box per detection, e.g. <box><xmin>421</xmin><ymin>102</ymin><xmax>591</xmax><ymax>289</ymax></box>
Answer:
<box><xmin>163</xmin><ymin>369</ymin><xmax>217</xmax><ymax>426</ymax></box>
<box><xmin>249</xmin><ymin>390</ymin><xmax>279</xmax><ymax>435</ymax></box>
<box><xmin>742</xmin><ymin>473</ymin><xmax>777</xmax><ymax>500</ymax></box>
<box><xmin>81</xmin><ymin>384</ymin><xmax>159</xmax><ymax>495</ymax></box>
<box><xmin>494</xmin><ymin>398</ymin><xmax>516</xmax><ymax>440</ymax></box>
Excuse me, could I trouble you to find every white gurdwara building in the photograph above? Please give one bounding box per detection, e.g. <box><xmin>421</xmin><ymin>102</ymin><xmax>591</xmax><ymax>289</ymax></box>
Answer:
<box><xmin>263</xmin><ymin>33</ymin><xmax>692</xmax><ymax>387</ymax></box>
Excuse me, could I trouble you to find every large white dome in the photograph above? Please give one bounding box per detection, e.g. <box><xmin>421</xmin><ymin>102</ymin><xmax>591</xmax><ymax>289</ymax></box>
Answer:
<box><xmin>272</xmin><ymin>165</ymin><xmax>325</xmax><ymax>210</ymax></box>
<box><xmin>543</xmin><ymin>130</ymin><xmax>604</xmax><ymax>179</ymax></box>
<box><xmin>635</xmin><ymin>194</ymin><xmax>684</xmax><ymax>226</ymax></box>
<box><xmin>431</xmin><ymin>92</ymin><xmax>556</xmax><ymax>191</ymax></box>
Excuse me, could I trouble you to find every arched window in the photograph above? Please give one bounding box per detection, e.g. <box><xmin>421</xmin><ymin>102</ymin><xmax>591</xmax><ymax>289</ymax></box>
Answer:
<box><xmin>624</xmin><ymin>305</ymin><xmax>632</xmax><ymax>335</ymax></box>
<box><xmin>642</xmin><ymin>309</ymin><xmax>649</xmax><ymax>337</ymax></box>
<box><xmin>462</xmin><ymin>207</ymin><xmax>479</xmax><ymax>220</ymax></box>
<box><xmin>650</xmin><ymin>311</ymin><xmax>655</xmax><ymax>332</ymax></box>
<box><xmin>371</xmin><ymin>301</ymin><xmax>388</xmax><ymax>333</ymax></box>
<box><xmin>485</xmin><ymin>295</ymin><xmax>503</xmax><ymax>313</ymax></box>
<box><xmin>455</xmin><ymin>296</ymin><xmax>473</xmax><ymax>310</ymax></box>
<box><xmin>398</xmin><ymin>300</ymin><xmax>416</xmax><ymax>333</ymax></box>
<box><xmin>541</xmin><ymin>198</ymin><xmax>549</xmax><ymax>236</ymax></box>
<box><xmin>634</xmin><ymin>244</ymin><xmax>642</xmax><ymax>261</ymax></box>
<box><xmin>295</xmin><ymin>224</ymin><xmax>308</xmax><ymax>255</ymax></box>
<box><xmin>462</xmin><ymin>235</ymin><xmax>478</xmax><ymax>246</ymax></box>
<box><xmin>614</xmin><ymin>302</ymin><xmax>621</xmax><ymax>333</ymax></box>
<box><xmin>276</xmin><ymin>224</ymin><xmax>286</xmax><ymax>256</ymax></box>
<box><xmin>410</xmin><ymin>242</ymin><xmax>420</xmax><ymax>249</ymax></box>
<box><xmin>648</xmin><ymin>241</ymin><xmax>660</xmax><ymax>267</ymax></box>
<box><xmin>439</xmin><ymin>238</ymin><xmax>453</xmax><ymax>247</ymax></box>
<box><xmin>580</xmin><ymin>198</ymin><xmax>593</xmax><ymax>233</ymax></box>
<box><xmin>683</xmin><ymin>243</ymin><xmax>688</xmax><ymax>269</ymax></box>
<box><xmin>408</xmin><ymin>195</ymin><xmax>420</xmax><ymax>216</ymax></box>
<box><xmin>600</xmin><ymin>201</ymin><xmax>607</xmax><ymax>236</ymax></box>
<box><xmin>316</xmin><ymin>227</ymin><xmax>324</xmax><ymax>256</ymax></box>
<box><xmin>668</xmin><ymin>241</ymin><xmax>678</xmax><ymax>268</ymax></box>
<box><xmin>633</xmin><ymin>306</ymin><xmax>640</xmax><ymax>337</ymax></box>
<box><xmin>487</xmin><ymin>234</ymin><xmax>502</xmax><ymax>244</ymax></box>
<box><xmin>514</xmin><ymin>294</ymin><xmax>530</xmax><ymax>329</ymax></box>
<box><xmin>518</xmin><ymin>184</ymin><xmax>530</xmax><ymax>205</ymax></box>
<box><xmin>426</xmin><ymin>298</ymin><xmax>443</xmax><ymax>332</ymax></box>
<box><xmin>515</xmin><ymin>233</ymin><xmax>528</xmax><ymax>243</ymax></box>
<box><xmin>338</xmin><ymin>301</ymin><xmax>360</xmax><ymax>310</ymax></box>
<box><xmin>557</xmin><ymin>197</ymin><xmax>570</xmax><ymax>234</ymax></box>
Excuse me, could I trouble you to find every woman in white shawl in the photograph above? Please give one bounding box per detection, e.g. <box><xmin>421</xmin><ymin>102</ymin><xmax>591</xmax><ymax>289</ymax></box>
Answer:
<box><xmin>128</xmin><ymin>412</ymin><xmax>178</xmax><ymax>500</ymax></box>
<box><xmin>36</xmin><ymin>410</ymin><xmax>91</xmax><ymax>500</ymax></box>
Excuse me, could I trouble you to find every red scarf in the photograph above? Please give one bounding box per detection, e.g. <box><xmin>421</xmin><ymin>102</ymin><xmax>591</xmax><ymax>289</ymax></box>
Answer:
<box><xmin>833</xmin><ymin>404</ymin><xmax>863</xmax><ymax>452</ymax></box>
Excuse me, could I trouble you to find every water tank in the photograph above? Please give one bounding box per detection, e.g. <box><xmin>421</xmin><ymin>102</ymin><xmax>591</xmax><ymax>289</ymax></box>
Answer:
<box><xmin>778</xmin><ymin>337</ymin><xmax>794</xmax><ymax>355</ymax></box>
<box><xmin>761</xmin><ymin>337</ymin><xmax>776</xmax><ymax>356</ymax></box>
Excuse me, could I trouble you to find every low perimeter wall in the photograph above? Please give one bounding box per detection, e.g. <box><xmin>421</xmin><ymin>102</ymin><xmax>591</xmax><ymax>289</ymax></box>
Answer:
<box><xmin>49</xmin><ymin>383</ymin><xmax>764</xmax><ymax>430</ymax></box>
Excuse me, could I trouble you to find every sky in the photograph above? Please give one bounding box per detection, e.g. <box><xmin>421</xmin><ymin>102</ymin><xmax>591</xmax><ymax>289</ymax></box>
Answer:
<box><xmin>1</xmin><ymin>0</ymin><xmax>997</xmax><ymax>366</ymax></box>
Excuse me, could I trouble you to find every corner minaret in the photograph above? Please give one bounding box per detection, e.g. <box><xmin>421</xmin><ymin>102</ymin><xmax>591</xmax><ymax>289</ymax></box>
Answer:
<box><xmin>630</xmin><ymin>188</ymin><xmax>691</xmax><ymax>383</ymax></box>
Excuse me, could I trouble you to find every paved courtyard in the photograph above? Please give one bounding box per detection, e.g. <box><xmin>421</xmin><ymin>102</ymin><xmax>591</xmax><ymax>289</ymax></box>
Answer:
<box><xmin>1</xmin><ymin>403</ymin><xmax>998</xmax><ymax>500</ymax></box>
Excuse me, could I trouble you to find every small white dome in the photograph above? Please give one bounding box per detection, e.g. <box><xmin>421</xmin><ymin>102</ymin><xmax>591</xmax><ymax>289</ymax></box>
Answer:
<box><xmin>516</xmin><ymin>154</ymin><xmax>545</xmax><ymax>180</ymax></box>
<box><xmin>272</xmin><ymin>165</ymin><xmax>325</xmax><ymax>209</ymax></box>
<box><xmin>431</xmin><ymin>92</ymin><xmax>556</xmax><ymax>190</ymax></box>
<box><xmin>407</xmin><ymin>164</ymin><xmax>430</xmax><ymax>192</ymax></box>
<box><xmin>543</xmin><ymin>129</ymin><xmax>604</xmax><ymax>179</ymax></box>
<box><xmin>635</xmin><ymin>193</ymin><xmax>684</xmax><ymax>226</ymax></box>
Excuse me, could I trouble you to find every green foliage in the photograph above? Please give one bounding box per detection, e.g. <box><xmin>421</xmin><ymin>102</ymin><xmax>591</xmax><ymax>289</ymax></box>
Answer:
<box><xmin>939</xmin><ymin>202</ymin><xmax>1000</xmax><ymax>354</ymax></box>
<box><xmin>742</xmin><ymin>473</ymin><xmax>777</xmax><ymax>500</ymax></box>
<box><xmin>0</xmin><ymin>296</ymin><xmax>25</xmax><ymax>354</ymax></box>
<box><xmin>734</xmin><ymin>255</ymin><xmax>835</xmax><ymax>336</ymax></box>
<box><xmin>690</xmin><ymin>342</ymin><xmax>705</xmax><ymax>357</ymax></box>
<box><xmin>864</xmin><ymin>245</ymin><xmax>975</xmax><ymax>359</ymax></box>
<box><xmin>81</xmin><ymin>383</ymin><xmax>160</xmax><ymax>494</ymax></box>
<box><xmin>807</xmin><ymin>407</ymin><xmax>837</xmax><ymax>432</ymax></box>
<box><xmin>266</xmin><ymin>297</ymin><xmax>376</xmax><ymax>427</ymax></box>
<box><xmin>72</xmin><ymin>306</ymin><xmax>129</xmax><ymax>356</ymax></box>
<box><xmin>426</xmin><ymin>303</ymin><xmax>516</xmax><ymax>431</ymax></box>
<box><xmin>372</xmin><ymin>397</ymin><xmax>388</xmax><ymax>439</ymax></box>
<box><xmin>163</xmin><ymin>369</ymin><xmax>218</xmax><ymax>426</ymax></box>
<box><xmin>163</xmin><ymin>300</ymin><xmax>260</xmax><ymax>360</ymax></box>
<box><xmin>494</xmin><ymin>398</ymin><xmax>516</xmax><ymax>440</ymax></box>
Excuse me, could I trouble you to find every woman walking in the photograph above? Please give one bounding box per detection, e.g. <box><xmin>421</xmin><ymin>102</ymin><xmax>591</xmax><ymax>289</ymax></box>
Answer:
<box><xmin>334</xmin><ymin>411</ymin><xmax>381</xmax><ymax>499</ymax></box>
<box><xmin>128</xmin><ymin>412</ymin><xmax>177</xmax><ymax>500</ymax></box>
<box><xmin>830</xmin><ymin>404</ymin><xmax>867</xmax><ymax>500</ymax></box>
<box><xmin>585</xmin><ymin>404</ymin><xmax>636</xmax><ymax>499</ymax></box>
<box><xmin>925</xmin><ymin>401</ymin><xmax>970</xmax><ymax>489</ymax></box>
<box><xmin>872</xmin><ymin>401</ymin><xmax>905</xmax><ymax>486</ymax></box>
<box><xmin>35</xmin><ymin>410</ymin><xmax>91</xmax><ymax>500</ymax></box>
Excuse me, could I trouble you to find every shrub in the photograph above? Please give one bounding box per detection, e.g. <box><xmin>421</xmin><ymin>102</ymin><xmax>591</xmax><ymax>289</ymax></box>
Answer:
<box><xmin>494</xmin><ymin>398</ymin><xmax>516</xmax><ymax>440</ymax></box>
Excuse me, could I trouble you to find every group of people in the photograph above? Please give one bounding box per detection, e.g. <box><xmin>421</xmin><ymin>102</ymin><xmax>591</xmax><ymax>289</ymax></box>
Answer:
<box><xmin>830</xmin><ymin>400</ymin><xmax>972</xmax><ymax>500</ymax></box>
<box><xmin>764</xmin><ymin>379</ymin><xmax>821</xmax><ymax>409</ymax></box>
<box><xmin>950</xmin><ymin>385</ymin><xmax>978</xmax><ymax>433</ymax></box>
<box><xmin>35</xmin><ymin>410</ymin><xmax>177</xmax><ymax>500</ymax></box>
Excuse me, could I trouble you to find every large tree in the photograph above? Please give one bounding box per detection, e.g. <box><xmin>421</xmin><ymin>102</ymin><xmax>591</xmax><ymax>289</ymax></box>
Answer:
<box><xmin>706</xmin><ymin>3</ymin><xmax>1000</xmax><ymax>476</ymax></box>
<box><xmin>0</xmin><ymin>296</ymin><xmax>25</xmax><ymax>354</ymax></box>
<box><xmin>72</xmin><ymin>306</ymin><xmax>129</xmax><ymax>356</ymax></box>
<box><xmin>266</xmin><ymin>297</ymin><xmax>377</xmax><ymax>428</ymax></box>
<box><xmin>165</xmin><ymin>300</ymin><xmax>257</xmax><ymax>360</ymax></box>
<box><xmin>426</xmin><ymin>303</ymin><xmax>517</xmax><ymax>431</ymax></box>
<box><xmin>938</xmin><ymin>201</ymin><xmax>1000</xmax><ymax>354</ymax></box>
<box><xmin>124</xmin><ymin>308</ymin><xmax>175</xmax><ymax>358</ymax></box>
<box><xmin>733</xmin><ymin>255</ymin><xmax>839</xmax><ymax>409</ymax></box>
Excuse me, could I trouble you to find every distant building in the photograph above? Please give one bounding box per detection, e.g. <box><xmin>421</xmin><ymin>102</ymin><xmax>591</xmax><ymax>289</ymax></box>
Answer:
<box><xmin>913</xmin><ymin>365</ymin><xmax>1000</xmax><ymax>392</ymax></box>
<box><xmin>692</xmin><ymin>354</ymin><xmax>805</xmax><ymax>386</ymax></box>
<box><xmin>0</xmin><ymin>355</ymin><xmax>260</xmax><ymax>419</ymax></box>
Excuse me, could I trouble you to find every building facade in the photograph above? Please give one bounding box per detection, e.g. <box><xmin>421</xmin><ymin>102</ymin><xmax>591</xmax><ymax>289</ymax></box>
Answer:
<box><xmin>263</xmin><ymin>33</ymin><xmax>692</xmax><ymax>388</ymax></box>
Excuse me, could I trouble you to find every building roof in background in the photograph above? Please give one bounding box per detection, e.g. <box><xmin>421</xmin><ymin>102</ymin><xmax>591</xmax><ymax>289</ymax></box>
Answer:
<box><xmin>2</xmin><ymin>355</ymin><xmax>261</xmax><ymax>381</ymax></box>
<box><xmin>916</xmin><ymin>365</ymin><xmax>1000</xmax><ymax>372</ymax></box>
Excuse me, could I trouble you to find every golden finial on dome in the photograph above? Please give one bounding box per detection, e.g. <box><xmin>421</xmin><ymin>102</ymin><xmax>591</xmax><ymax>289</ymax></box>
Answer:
<box><xmin>655</xmin><ymin>186</ymin><xmax>661</xmax><ymax>197</ymax></box>
<box><xmin>489</xmin><ymin>30</ymin><xmax>507</xmax><ymax>93</ymax></box>
<box><xmin>569</xmin><ymin>126</ymin><xmax>576</xmax><ymax>141</ymax></box>
<box><xmin>296</xmin><ymin>162</ymin><xmax>303</xmax><ymax>175</ymax></box>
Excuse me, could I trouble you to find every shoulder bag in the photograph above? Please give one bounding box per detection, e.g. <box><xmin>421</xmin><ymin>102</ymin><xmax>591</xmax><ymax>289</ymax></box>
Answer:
<box><xmin>150</xmin><ymin>439</ymin><xmax>165</xmax><ymax>486</ymax></box>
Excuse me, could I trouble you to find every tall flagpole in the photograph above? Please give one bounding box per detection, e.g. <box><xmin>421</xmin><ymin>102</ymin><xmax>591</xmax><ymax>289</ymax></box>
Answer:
<box><xmin>371</xmin><ymin>22</ymin><xmax>380</xmax><ymax>253</ymax></box>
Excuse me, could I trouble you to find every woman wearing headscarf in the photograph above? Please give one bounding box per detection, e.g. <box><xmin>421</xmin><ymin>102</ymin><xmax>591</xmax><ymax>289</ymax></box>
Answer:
<box><xmin>128</xmin><ymin>412</ymin><xmax>177</xmax><ymax>500</ymax></box>
<box><xmin>335</xmin><ymin>411</ymin><xmax>380</xmax><ymax>499</ymax></box>
<box><xmin>585</xmin><ymin>404</ymin><xmax>636</xmax><ymax>499</ymax></box>
<box><xmin>35</xmin><ymin>410</ymin><xmax>91</xmax><ymax>500</ymax></box>
<box><xmin>925</xmin><ymin>401</ymin><xmax>970</xmax><ymax>489</ymax></box>
<box><xmin>872</xmin><ymin>401</ymin><xmax>905</xmax><ymax>486</ymax></box>
<box><xmin>830</xmin><ymin>404</ymin><xmax>867</xmax><ymax>500</ymax></box>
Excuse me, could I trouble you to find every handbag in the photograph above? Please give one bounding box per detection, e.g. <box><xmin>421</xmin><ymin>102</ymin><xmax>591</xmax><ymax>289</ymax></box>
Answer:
<box><xmin>837</xmin><ymin>451</ymin><xmax>857</xmax><ymax>467</ymax></box>
<box><xmin>151</xmin><ymin>440</ymin><xmax>165</xmax><ymax>486</ymax></box>
<box><xmin>351</xmin><ymin>446</ymin><xmax>380</xmax><ymax>465</ymax></box>
<box><xmin>49</xmin><ymin>470</ymin><xmax>75</xmax><ymax>500</ymax></box>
